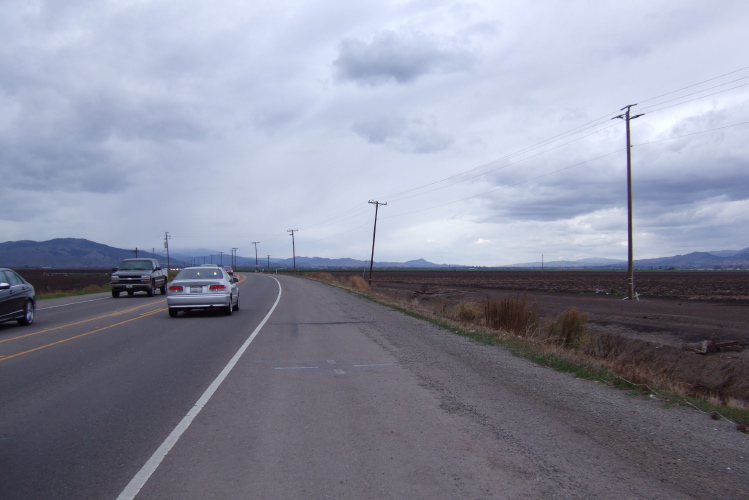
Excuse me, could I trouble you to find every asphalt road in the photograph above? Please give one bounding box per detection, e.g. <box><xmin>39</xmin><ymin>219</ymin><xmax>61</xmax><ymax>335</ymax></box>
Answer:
<box><xmin>1</xmin><ymin>274</ymin><xmax>747</xmax><ymax>499</ymax></box>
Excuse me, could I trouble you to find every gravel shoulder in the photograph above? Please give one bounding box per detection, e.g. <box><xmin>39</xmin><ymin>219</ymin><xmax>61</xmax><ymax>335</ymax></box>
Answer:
<box><xmin>338</xmin><ymin>282</ymin><xmax>749</xmax><ymax>498</ymax></box>
<box><xmin>137</xmin><ymin>276</ymin><xmax>748</xmax><ymax>499</ymax></box>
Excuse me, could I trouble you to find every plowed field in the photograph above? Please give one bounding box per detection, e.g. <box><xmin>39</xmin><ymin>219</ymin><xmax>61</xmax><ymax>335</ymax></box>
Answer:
<box><xmin>12</xmin><ymin>268</ymin><xmax>110</xmax><ymax>295</ymax></box>
<box><xmin>366</xmin><ymin>270</ymin><xmax>749</xmax><ymax>302</ymax></box>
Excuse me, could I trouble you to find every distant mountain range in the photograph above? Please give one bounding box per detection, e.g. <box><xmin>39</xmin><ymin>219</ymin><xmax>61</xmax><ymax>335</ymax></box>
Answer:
<box><xmin>510</xmin><ymin>249</ymin><xmax>749</xmax><ymax>269</ymax></box>
<box><xmin>0</xmin><ymin>238</ymin><xmax>454</xmax><ymax>269</ymax></box>
<box><xmin>1</xmin><ymin>238</ymin><xmax>748</xmax><ymax>270</ymax></box>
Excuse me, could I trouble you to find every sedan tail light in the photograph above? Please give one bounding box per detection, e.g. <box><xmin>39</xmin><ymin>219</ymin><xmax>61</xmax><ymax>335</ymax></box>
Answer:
<box><xmin>169</xmin><ymin>285</ymin><xmax>184</xmax><ymax>292</ymax></box>
<box><xmin>209</xmin><ymin>284</ymin><xmax>226</xmax><ymax>291</ymax></box>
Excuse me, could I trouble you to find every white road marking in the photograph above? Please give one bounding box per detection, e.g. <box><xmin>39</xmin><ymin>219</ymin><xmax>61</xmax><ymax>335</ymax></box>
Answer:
<box><xmin>275</xmin><ymin>366</ymin><xmax>319</xmax><ymax>370</ymax></box>
<box><xmin>116</xmin><ymin>277</ymin><xmax>283</xmax><ymax>500</ymax></box>
<box><xmin>326</xmin><ymin>359</ymin><xmax>345</xmax><ymax>375</ymax></box>
<box><xmin>38</xmin><ymin>296</ymin><xmax>110</xmax><ymax>310</ymax></box>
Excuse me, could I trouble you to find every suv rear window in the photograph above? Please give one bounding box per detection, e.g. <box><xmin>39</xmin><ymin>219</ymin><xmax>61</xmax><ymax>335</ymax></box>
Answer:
<box><xmin>119</xmin><ymin>260</ymin><xmax>154</xmax><ymax>271</ymax></box>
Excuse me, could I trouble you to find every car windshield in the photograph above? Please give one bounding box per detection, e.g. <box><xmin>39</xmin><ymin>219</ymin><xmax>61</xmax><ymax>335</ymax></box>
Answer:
<box><xmin>119</xmin><ymin>260</ymin><xmax>153</xmax><ymax>271</ymax></box>
<box><xmin>176</xmin><ymin>269</ymin><xmax>224</xmax><ymax>280</ymax></box>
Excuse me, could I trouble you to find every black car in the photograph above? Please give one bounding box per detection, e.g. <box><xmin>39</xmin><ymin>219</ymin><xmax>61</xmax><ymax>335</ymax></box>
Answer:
<box><xmin>0</xmin><ymin>268</ymin><xmax>36</xmax><ymax>326</ymax></box>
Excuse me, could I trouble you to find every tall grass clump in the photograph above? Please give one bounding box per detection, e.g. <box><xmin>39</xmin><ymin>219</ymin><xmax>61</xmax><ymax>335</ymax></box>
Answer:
<box><xmin>545</xmin><ymin>307</ymin><xmax>590</xmax><ymax>348</ymax></box>
<box><xmin>345</xmin><ymin>275</ymin><xmax>371</xmax><ymax>292</ymax></box>
<box><xmin>485</xmin><ymin>294</ymin><xmax>538</xmax><ymax>336</ymax></box>
<box><xmin>454</xmin><ymin>302</ymin><xmax>482</xmax><ymax>323</ymax></box>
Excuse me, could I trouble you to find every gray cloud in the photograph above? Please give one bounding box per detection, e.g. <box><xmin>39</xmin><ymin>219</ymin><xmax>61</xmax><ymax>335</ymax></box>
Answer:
<box><xmin>1</xmin><ymin>0</ymin><xmax>748</xmax><ymax>265</ymax></box>
<box><xmin>333</xmin><ymin>30</ymin><xmax>474</xmax><ymax>86</ymax></box>
<box><xmin>352</xmin><ymin>113</ymin><xmax>453</xmax><ymax>154</ymax></box>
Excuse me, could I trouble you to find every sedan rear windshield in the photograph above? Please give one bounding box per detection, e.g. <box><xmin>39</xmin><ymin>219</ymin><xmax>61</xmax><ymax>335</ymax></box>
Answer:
<box><xmin>175</xmin><ymin>269</ymin><xmax>224</xmax><ymax>280</ymax></box>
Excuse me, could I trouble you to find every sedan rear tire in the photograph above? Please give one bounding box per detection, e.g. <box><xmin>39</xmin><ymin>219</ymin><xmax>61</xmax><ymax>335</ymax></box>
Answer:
<box><xmin>224</xmin><ymin>303</ymin><xmax>233</xmax><ymax>316</ymax></box>
<box><xmin>17</xmin><ymin>300</ymin><xmax>35</xmax><ymax>326</ymax></box>
<box><xmin>168</xmin><ymin>308</ymin><xmax>179</xmax><ymax>318</ymax></box>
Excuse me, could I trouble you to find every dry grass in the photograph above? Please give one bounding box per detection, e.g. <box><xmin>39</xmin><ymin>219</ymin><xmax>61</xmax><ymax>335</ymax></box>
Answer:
<box><xmin>303</xmin><ymin>272</ymin><xmax>371</xmax><ymax>293</ymax></box>
<box><xmin>485</xmin><ymin>293</ymin><xmax>539</xmax><ymax>336</ymax></box>
<box><xmin>38</xmin><ymin>283</ymin><xmax>111</xmax><ymax>299</ymax></box>
<box><xmin>543</xmin><ymin>307</ymin><xmax>590</xmax><ymax>349</ymax></box>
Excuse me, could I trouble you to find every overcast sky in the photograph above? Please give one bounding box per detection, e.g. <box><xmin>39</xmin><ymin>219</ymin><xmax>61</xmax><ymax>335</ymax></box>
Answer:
<box><xmin>1</xmin><ymin>0</ymin><xmax>748</xmax><ymax>266</ymax></box>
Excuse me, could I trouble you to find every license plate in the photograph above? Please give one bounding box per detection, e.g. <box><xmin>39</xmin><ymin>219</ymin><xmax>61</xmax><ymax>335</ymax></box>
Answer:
<box><xmin>190</xmin><ymin>286</ymin><xmax>203</xmax><ymax>293</ymax></box>
<box><xmin>126</xmin><ymin>285</ymin><xmax>133</xmax><ymax>289</ymax></box>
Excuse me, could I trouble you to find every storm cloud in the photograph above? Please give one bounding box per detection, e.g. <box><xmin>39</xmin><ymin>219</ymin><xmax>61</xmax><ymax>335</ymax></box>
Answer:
<box><xmin>1</xmin><ymin>0</ymin><xmax>748</xmax><ymax>266</ymax></box>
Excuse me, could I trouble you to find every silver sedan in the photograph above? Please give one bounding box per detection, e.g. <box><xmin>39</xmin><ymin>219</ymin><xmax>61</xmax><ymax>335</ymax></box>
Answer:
<box><xmin>167</xmin><ymin>266</ymin><xmax>239</xmax><ymax>317</ymax></box>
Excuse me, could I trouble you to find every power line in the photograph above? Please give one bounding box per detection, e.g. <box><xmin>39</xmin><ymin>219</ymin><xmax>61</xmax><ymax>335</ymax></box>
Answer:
<box><xmin>639</xmin><ymin>82</ymin><xmax>749</xmax><ymax>115</ymax></box>
<box><xmin>379</xmin><ymin>111</ymin><xmax>620</xmax><ymax>202</ymax></box>
<box><xmin>273</xmin><ymin>65</ymin><xmax>749</xmax><ymax>245</ymax></box>
<box><xmin>638</xmin><ymin>66</ymin><xmax>749</xmax><ymax>105</ymax></box>
<box><xmin>638</xmin><ymin>75</ymin><xmax>749</xmax><ymax>112</ymax></box>
<box><xmin>386</xmin><ymin>122</ymin><xmax>620</xmax><ymax>204</ymax></box>
<box><xmin>634</xmin><ymin>120</ymin><xmax>749</xmax><ymax>147</ymax></box>
<box><xmin>381</xmin><ymin>149</ymin><xmax>623</xmax><ymax>220</ymax></box>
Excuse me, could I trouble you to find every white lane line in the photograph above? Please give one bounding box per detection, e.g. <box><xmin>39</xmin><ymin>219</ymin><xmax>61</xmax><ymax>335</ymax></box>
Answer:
<box><xmin>38</xmin><ymin>296</ymin><xmax>110</xmax><ymax>310</ymax></box>
<box><xmin>117</xmin><ymin>276</ymin><xmax>282</xmax><ymax>500</ymax></box>
<box><xmin>353</xmin><ymin>363</ymin><xmax>395</xmax><ymax>368</ymax></box>
<box><xmin>326</xmin><ymin>360</ymin><xmax>345</xmax><ymax>375</ymax></box>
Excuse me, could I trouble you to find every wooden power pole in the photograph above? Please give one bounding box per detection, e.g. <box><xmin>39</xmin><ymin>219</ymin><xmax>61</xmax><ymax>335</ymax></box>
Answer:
<box><xmin>368</xmin><ymin>200</ymin><xmax>387</xmax><ymax>285</ymax></box>
<box><xmin>613</xmin><ymin>104</ymin><xmax>644</xmax><ymax>301</ymax></box>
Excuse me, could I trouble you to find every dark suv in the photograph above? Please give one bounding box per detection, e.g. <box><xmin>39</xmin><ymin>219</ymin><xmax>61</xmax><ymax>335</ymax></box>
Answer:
<box><xmin>111</xmin><ymin>258</ymin><xmax>168</xmax><ymax>298</ymax></box>
<box><xmin>0</xmin><ymin>268</ymin><xmax>36</xmax><ymax>326</ymax></box>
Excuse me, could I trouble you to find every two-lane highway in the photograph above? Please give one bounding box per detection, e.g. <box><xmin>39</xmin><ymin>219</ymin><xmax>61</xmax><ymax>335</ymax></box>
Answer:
<box><xmin>0</xmin><ymin>273</ymin><xmax>279</xmax><ymax>499</ymax></box>
<box><xmin>2</xmin><ymin>274</ymin><xmax>747</xmax><ymax>499</ymax></box>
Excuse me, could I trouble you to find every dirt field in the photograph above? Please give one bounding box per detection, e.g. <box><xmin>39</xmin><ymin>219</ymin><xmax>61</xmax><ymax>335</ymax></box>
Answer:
<box><xmin>12</xmin><ymin>268</ymin><xmax>111</xmax><ymax>295</ymax></box>
<box><xmin>367</xmin><ymin>269</ymin><xmax>749</xmax><ymax>301</ymax></box>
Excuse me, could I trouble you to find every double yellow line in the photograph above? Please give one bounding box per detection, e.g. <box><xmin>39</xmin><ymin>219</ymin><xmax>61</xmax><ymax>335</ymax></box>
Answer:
<box><xmin>0</xmin><ymin>300</ymin><xmax>166</xmax><ymax>362</ymax></box>
<box><xmin>1</xmin><ymin>274</ymin><xmax>249</xmax><ymax>363</ymax></box>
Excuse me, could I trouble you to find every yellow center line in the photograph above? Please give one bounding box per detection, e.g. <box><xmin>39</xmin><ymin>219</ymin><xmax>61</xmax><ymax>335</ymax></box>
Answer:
<box><xmin>1</xmin><ymin>275</ymin><xmax>247</xmax><ymax>360</ymax></box>
<box><xmin>0</xmin><ymin>299</ymin><xmax>167</xmax><ymax>345</ymax></box>
<box><xmin>0</xmin><ymin>308</ymin><xmax>167</xmax><ymax>362</ymax></box>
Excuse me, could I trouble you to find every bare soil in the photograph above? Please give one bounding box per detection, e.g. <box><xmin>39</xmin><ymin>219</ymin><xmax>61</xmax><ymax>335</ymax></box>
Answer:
<box><xmin>13</xmin><ymin>268</ymin><xmax>111</xmax><ymax>295</ymax></box>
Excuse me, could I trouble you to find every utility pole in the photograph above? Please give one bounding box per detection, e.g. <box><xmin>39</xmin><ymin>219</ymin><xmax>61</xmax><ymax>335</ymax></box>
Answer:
<box><xmin>267</xmin><ymin>255</ymin><xmax>270</xmax><ymax>272</ymax></box>
<box><xmin>231</xmin><ymin>248</ymin><xmax>238</xmax><ymax>269</ymax></box>
<box><xmin>219</xmin><ymin>251</ymin><xmax>224</xmax><ymax>266</ymax></box>
<box><xmin>133</xmin><ymin>247</ymin><xmax>138</xmax><ymax>258</ymax></box>
<box><xmin>164</xmin><ymin>232</ymin><xmax>171</xmax><ymax>272</ymax></box>
<box><xmin>252</xmin><ymin>241</ymin><xmax>259</xmax><ymax>272</ymax></box>
<box><xmin>287</xmin><ymin>230</ymin><xmax>298</xmax><ymax>273</ymax></box>
<box><xmin>368</xmin><ymin>200</ymin><xmax>387</xmax><ymax>285</ymax></box>
<box><xmin>613</xmin><ymin>104</ymin><xmax>644</xmax><ymax>301</ymax></box>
